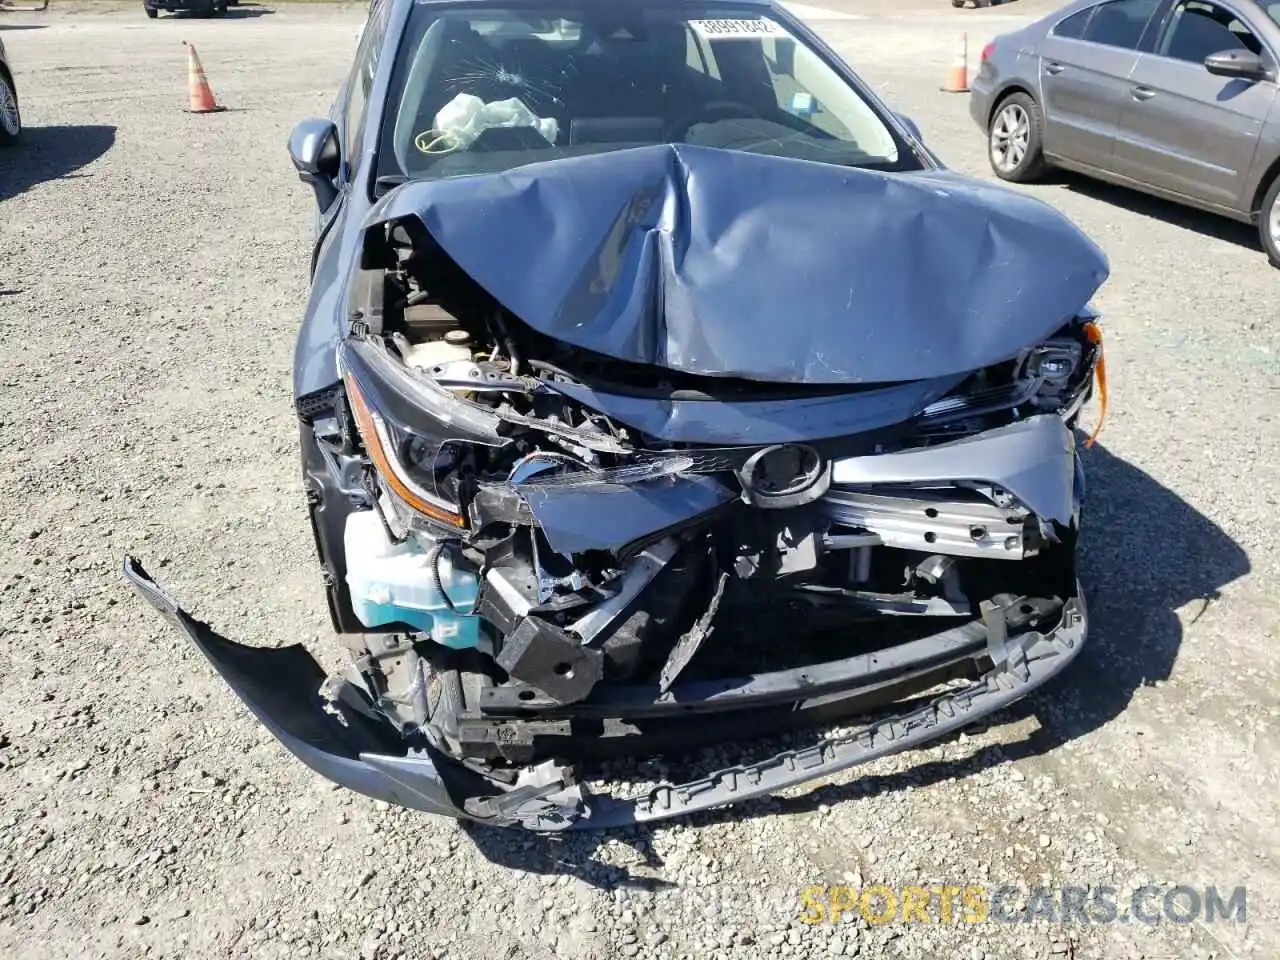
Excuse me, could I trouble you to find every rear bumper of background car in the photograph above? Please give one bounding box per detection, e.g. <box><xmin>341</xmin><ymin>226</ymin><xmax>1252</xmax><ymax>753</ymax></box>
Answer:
<box><xmin>124</xmin><ymin>556</ymin><xmax>1087</xmax><ymax>831</ymax></box>
<box><xmin>146</xmin><ymin>0</ymin><xmax>215</xmax><ymax>10</ymax></box>
<box><xmin>968</xmin><ymin>78</ymin><xmax>996</xmax><ymax>132</ymax></box>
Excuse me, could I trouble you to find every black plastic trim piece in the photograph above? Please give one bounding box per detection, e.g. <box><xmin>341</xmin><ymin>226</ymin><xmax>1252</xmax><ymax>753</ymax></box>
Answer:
<box><xmin>300</xmin><ymin>421</ymin><xmax>366</xmax><ymax>635</ymax></box>
<box><xmin>478</xmin><ymin>595</ymin><xmax>1060</xmax><ymax>719</ymax></box>
<box><xmin>574</xmin><ymin>592</ymin><xmax>1086</xmax><ymax>828</ymax></box>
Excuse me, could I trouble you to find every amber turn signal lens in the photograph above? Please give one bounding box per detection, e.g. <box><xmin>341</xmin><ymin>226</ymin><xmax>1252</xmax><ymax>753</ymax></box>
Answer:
<box><xmin>1082</xmin><ymin>321</ymin><xmax>1107</xmax><ymax>449</ymax></box>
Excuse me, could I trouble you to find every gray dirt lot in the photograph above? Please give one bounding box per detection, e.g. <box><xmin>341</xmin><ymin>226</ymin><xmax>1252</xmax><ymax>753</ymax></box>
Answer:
<box><xmin>1</xmin><ymin>1</ymin><xmax>1278</xmax><ymax>958</ymax></box>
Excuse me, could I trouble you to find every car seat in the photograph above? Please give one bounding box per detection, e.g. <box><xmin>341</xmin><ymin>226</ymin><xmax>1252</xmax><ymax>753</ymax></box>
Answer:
<box><xmin>563</xmin><ymin>17</ymin><xmax>699</xmax><ymax>144</ymax></box>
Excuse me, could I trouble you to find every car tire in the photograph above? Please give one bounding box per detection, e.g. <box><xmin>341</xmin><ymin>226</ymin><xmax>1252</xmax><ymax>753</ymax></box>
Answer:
<box><xmin>1259</xmin><ymin>175</ymin><xmax>1280</xmax><ymax>268</ymax></box>
<box><xmin>213</xmin><ymin>1</ymin><xmax>228</xmax><ymax>13</ymax></box>
<box><xmin>144</xmin><ymin>5</ymin><xmax>158</xmax><ymax>15</ymax></box>
<box><xmin>0</xmin><ymin>71</ymin><xmax>20</xmax><ymax>147</ymax></box>
<box><xmin>988</xmin><ymin>91</ymin><xmax>1048</xmax><ymax>183</ymax></box>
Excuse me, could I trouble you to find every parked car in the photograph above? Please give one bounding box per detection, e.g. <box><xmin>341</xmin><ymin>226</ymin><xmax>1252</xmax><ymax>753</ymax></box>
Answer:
<box><xmin>126</xmin><ymin>0</ymin><xmax>1110</xmax><ymax>831</ymax></box>
<box><xmin>0</xmin><ymin>36</ymin><xmax>20</xmax><ymax>147</ymax></box>
<box><xmin>971</xmin><ymin>0</ymin><xmax>1280</xmax><ymax>264</ymax></box>
<box><xmin>144</xmin><ymin>0</ymin><xmax>228</xmax><ymax>18</ymax></box>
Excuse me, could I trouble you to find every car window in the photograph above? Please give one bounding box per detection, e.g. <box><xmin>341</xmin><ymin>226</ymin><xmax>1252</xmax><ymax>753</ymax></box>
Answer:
<box><xmin>755</xmin><ymin>30</ymin><xmax>899</xmax><ymax>147</ymax></box>
<box><xmin>686</xmin><ymin>26</ymin><xmax>722</xmax><ymax>78</ymax></box>
<box><xmin>1159</xmin><ymin>0</ymin><xmax>1263</xmax><ymax>60</ymax></box>
<box><xmin>1052</xmin><ymin>7</ymin><xmax>1096</xmax><ymax>38</ymax></box>
<box><xmin>378</xmin><ymin>5</ymin><xmax>913</xmax><ymax>182</ymax></box>
<box><xmin>344</xmin><ymin>0</ymin><xmax>392</xmax><ymax>172</ymax></box>
<box><xmin>1079</xmin><ymin>0</ymin><xmax>1162</xmax><ymax>49</ymax></box>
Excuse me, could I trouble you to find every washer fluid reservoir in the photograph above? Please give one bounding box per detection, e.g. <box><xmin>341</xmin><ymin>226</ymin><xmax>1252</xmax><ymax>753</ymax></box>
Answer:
<box><xmin>343</xmin><ymin>511</ymin><xmax>481</xmax><ymax>649</ymax></box>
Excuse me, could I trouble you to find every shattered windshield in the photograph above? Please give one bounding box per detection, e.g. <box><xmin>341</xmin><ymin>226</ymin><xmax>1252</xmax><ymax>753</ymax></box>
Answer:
<box><xmin>378</xmin><ymin>4</ymin><xmax>910</xmax><ymax>181</ymax></box>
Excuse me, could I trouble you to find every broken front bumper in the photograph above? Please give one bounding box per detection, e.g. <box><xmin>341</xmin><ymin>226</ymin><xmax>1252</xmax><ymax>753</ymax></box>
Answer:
<box><xmin>123</xmin><ymin>557</ymin><xmax>1087</xmax><ymax>832</ymax></box>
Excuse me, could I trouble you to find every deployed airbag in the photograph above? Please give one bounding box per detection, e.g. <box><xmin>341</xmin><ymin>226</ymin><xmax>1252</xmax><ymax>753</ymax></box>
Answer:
<box><xmin>366</xmin><ymin>144</ymin><xmax>1109</xmax><ymax>385</ymax></box>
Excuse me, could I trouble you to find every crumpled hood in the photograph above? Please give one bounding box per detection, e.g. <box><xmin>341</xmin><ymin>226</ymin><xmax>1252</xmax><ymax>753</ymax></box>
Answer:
<box><xmin>366</xmin><ymin>144</ymin><xmax>1109</xmax><ymax>385</ymax></box>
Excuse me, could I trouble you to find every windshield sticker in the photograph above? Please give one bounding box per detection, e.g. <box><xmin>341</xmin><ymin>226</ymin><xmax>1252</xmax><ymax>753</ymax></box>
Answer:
<box><xmin>688</xmin><ymin>18</ymin><xmax>788</xmax><ymax>39</ymax></box>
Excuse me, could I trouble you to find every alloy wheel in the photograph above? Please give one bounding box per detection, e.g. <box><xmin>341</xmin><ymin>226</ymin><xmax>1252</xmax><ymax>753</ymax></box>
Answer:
<box><xmin>1269</xmin><ymin>190</ymin><xmax>1280</xmax><ymax>249</ymax></box>
<box><xmin>0</xmin><ymin>77</ymin><xmax>19</xmax><ymax>137</ymax></box>
<box><xmin>991</xmin><ymin>103</ymin><xmax>1029</xmax><ymax>174</ymax></box>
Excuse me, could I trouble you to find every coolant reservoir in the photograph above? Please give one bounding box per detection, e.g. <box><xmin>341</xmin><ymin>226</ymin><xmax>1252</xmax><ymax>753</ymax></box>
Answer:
<box><xmin>403</xmin><ymin>331</ymin><xmax>471</xmax><ymax>371</ymax></box>
<box><xmin>343</xmin><ymin>511</ymin><xmax>481</xmax><ymax>649</ymax></box>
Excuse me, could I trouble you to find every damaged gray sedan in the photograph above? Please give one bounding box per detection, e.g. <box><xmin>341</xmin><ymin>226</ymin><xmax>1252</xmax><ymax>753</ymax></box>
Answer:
<box><xmin>125</xmin><ymin>0</ymin><xmax>1111</xmax><ymax>830</ymax></box>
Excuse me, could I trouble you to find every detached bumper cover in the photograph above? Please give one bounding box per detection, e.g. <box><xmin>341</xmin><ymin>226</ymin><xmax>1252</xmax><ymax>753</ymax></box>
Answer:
<box><xmin>123</xmin><ymin>558</ymin><xmax>472</xmax><ymax>820</ymax></box>
<box><xmin>124</xmin><ymin>557</ymin><xmax>1087</xmax><ymax>832</ymax></box>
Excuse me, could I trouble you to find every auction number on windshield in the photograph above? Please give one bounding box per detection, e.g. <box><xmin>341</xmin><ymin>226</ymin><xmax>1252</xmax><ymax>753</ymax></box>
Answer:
<box><xmin>688</xmin><ymin>18</ymin><xmax>788</xmax><ymax>39</ymax></box>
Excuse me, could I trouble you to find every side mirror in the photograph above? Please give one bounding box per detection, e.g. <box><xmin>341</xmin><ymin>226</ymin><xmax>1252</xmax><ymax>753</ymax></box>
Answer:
<box><xmin>288</xmin><ymin>118</ymin><xmax>342</xmax><ymax>210</ymax></box>
<box><xmin>1204</xmin><ymin>48</ymin><xmax>1268</xmax><ymax>81</ymax></box>
<box><xmin>896</xmin><ymin>112</ymin><xmax>924</xmax><ymax>143</ymax></box>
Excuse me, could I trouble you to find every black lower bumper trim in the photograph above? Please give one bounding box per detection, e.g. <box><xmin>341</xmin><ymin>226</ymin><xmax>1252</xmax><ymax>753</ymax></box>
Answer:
<box><xmin>476</xmin><ymin>594</ymin><xmax>1061</xmax><ymax>720</ymax></box>
<box><xmin>576</xmin><ymin>593</ymin><xmax>1085</xmax><ymax>827</ymax></box>
<box><xmin>124</xmin><ymin>556</ymin><xmax>1086</xmax><ymax>831</ymax></box>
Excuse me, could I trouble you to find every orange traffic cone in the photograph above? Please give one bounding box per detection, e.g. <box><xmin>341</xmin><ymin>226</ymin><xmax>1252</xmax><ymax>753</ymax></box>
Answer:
<box><xmin>183</xmin><ymin>41</ymin><xmax>225</xmax><ymax>114</ymax></box>
<box><xmin>940</xmin><ymin>34</ymin><xmax>970</xmax><ymax>93</ymax></box>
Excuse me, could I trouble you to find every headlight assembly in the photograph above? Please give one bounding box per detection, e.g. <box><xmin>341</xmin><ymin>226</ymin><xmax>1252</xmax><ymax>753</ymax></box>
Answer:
<box><xmin>917</xmin><ymin>318</ymin><xmax>1105</xmax><ymax>437</ymax></box>
<box><xmin>344</xmin><ymin>375</ymin><xmax>467</xmax><ymax>530</ymax></box>
<box><xmin>1017</xmin><ymin>340</ymin><xmax>1083</xmax><ymax>386</ymax></box>
<box><xmin>337</xmin><ymin>338</ymin><xmax>508</xmax><ymax>532</ymax></box>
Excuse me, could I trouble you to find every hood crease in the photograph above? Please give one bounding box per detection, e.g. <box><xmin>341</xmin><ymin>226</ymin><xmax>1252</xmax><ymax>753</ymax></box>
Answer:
<box><xmin>365</xmin><ymin>143</ymin><xmax>1109</xmax><ymax>385</ymax></box>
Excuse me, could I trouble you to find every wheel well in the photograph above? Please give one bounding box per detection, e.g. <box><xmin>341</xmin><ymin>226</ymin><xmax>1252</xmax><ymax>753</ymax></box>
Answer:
<box><xmin>988</xmin><ymin>85</ymin><xmax>1035</xmax><ymax>128</ymax></box>
<box><xmin>1250</xmin><ymin>155</ymin><xmax>1280</xmax><ymax>217</ymax></box>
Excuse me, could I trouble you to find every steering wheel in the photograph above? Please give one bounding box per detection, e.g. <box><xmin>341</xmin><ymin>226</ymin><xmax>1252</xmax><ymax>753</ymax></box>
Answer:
<box><xmin>665</xmin><ymin>100</ymin><xmax>761</xmax><ymax>142</ymax></box>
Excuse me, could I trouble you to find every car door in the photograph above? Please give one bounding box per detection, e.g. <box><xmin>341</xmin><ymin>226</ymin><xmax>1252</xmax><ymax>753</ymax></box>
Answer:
<box><xmin>1111</xmin><ymin>0</ymin><xmax>1279</xmax><ymax>210</ymax></box>
<box><xmin>1037</xmin><ymin>0</ymin><xmax>1167</xmax><ymax>167</ymax></box>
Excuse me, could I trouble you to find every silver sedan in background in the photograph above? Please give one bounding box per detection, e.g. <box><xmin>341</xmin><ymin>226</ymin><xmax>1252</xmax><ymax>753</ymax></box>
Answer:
<box><xmin>970</xmin><ymin>0</ymin><xmax>1280</xmax><ymax>264</ymax></box>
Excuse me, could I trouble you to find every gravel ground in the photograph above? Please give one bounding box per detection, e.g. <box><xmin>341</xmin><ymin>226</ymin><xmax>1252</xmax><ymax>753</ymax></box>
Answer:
<box><xmin>1</xmin><ymin>2</ymin><xmax>1277</xmax><ymax>958</ymax></box>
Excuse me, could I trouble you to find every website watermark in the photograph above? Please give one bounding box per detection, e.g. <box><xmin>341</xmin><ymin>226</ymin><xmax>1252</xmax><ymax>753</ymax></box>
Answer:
<box><xmin>796</xmin><ymin>884</ymin><xmax>1247</xmax><ymax>926</ymax></box>
<box><xmin>599</xmin><ymin>883</ymin><xmax>1247</xmax><ymax>929</ymax></box>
